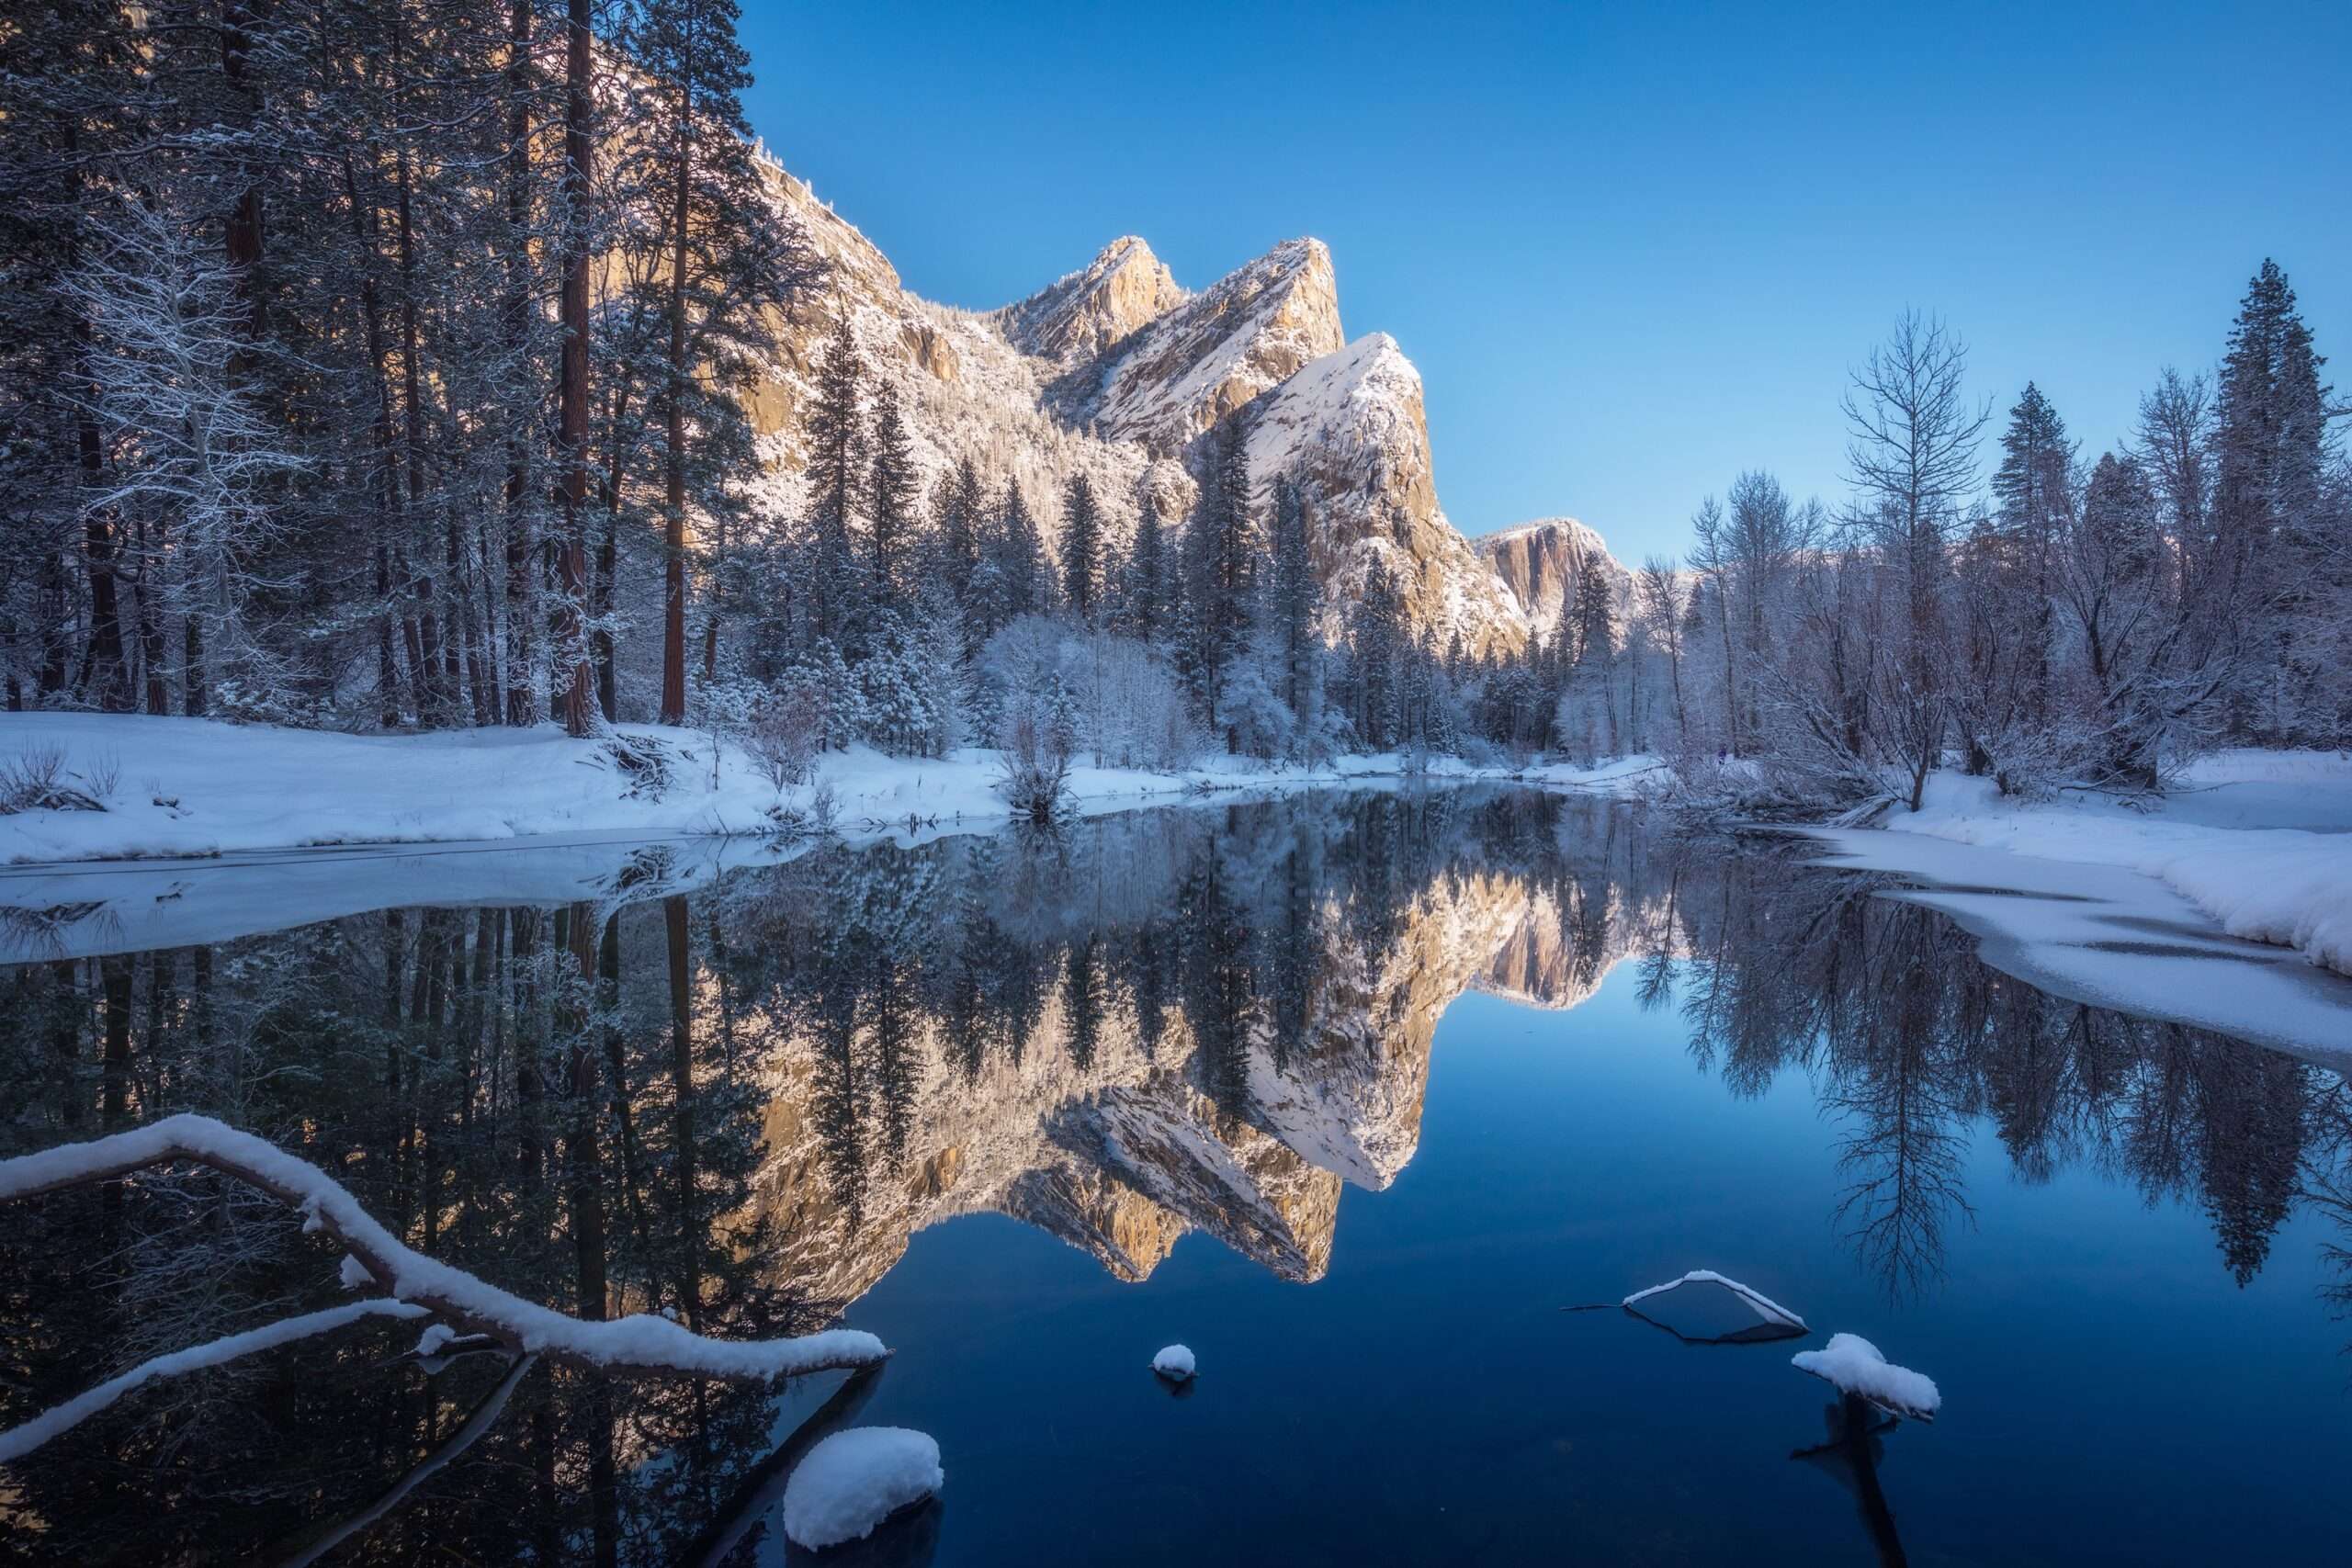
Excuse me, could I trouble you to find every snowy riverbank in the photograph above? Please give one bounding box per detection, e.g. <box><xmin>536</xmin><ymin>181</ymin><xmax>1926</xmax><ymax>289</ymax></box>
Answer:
<box><xmin>1882</xmin><ymin>751</ymin><xmax>2352</xmax><ymax>976</ymax></box>
<box><xmin>1802</xmin><ymin>750</ymin><xmax>2352</xmax><ymax>1059</ymax></box>
<box><xmin>0</xmin><ymin>713</ymin><xmax>1660</xmax><ymax>867</ymax></box>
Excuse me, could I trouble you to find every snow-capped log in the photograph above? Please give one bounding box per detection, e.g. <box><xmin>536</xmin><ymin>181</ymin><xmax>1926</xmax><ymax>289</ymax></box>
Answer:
<box><xmin>1151</xmin><ymin>1344</ymin><xmax>1197</xmax><ymax>1382</ymax></box>
<box><xmin>1621</xmin><ymin>1269</ymin><xmax>1810</xmax><ymax>1343</ymax></box>
<box><xmin>1792</xmin><ymin>1333</ymin><xmax>1940</xmax><ymax>1421</ymax></box>
<box><xmin>0</xmin><ymin>1114</ymin><xmax>889</xmax><ymax>1382</ymax></box>
<box><xmin>781</xmin><ymin>1427</ymin><xmax>944</xmax><ymax>1551</ymax></box>
<box><xmin>0</xmin><ymin>1298</ymin><xmax>428</xmax><ymax>1462</ymax></box>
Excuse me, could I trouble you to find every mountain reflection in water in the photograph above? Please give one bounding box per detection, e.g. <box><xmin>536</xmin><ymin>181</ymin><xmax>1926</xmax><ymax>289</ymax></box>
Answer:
<box><xmin>2</xmin><ymin>788</ymin><xmax>2348</xmax><ymax>1564</ymax></box>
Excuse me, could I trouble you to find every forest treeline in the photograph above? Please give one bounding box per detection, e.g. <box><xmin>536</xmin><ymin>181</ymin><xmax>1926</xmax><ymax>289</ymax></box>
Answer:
<box><xmin>4</xmin><ymin>5</ymin><xmax>2344</xmax><ymax>807</ymax></box>
<box><xmin>1649</xmin><ymin>280</ymin><xmax>2347</xmax><ymax>808</ymax></box>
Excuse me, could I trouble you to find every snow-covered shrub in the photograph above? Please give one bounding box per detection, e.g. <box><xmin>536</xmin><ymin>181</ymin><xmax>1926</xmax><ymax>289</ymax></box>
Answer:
<box><xmin>1066</xmin><ymin>630</ymin><xmax>1201</xmax><ymax>769</ymax></box>
<box><xmin>857</xmin><ymin>603</ymin><xmax>967</xmax><ymax>759</ymax></box>
<box><xmin>982</xmin><ymin>617</ymin><xmax>1199</xmax><ymax>772</ymax></box>
<box><xmin>1217</xmin><ymin>659</ymin><xmax>1295</xmax><ymax>761</ymax></box>
<box><xmin>0</xmin><ymin>746</ymin><xmax>107</xmax><ymax>815</ymax></box>
<box><xmin>744</xmin><ymin>675</ymin><xmax>829</xmax><ymax>788</ymax></box>
<box><xmin>997</xmin><ymin>707</ymin><xmax>1072</xmax><ymax>823</ymax></box>
<box><xmin>978</xmin><ymin>613</ymin><xmax>1074</xmax><ymax>750</ymax></box>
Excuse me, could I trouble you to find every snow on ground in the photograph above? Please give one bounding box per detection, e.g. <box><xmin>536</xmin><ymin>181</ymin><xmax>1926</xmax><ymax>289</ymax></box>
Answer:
<box><xmin>1883</xmin><ymin>755</ymin><xmax>2352</xmax><ymax>975</ymax></box>
<box><xmin>1151</xmin><ymin>1344</ymin><xmax>1196</xmax><ymax>1382</ymax></box>
<box><xmin>781</xmin><ymin>1427</ymin><xmax>944</xmax><ymax>1550</ymax></box>
<box><xmin>0</xmin><ymin>713</ymin><xmax>1656</xmax><ymax>869</ymax></box>
<box><xmin>1791</xmin><ymin>1333</ymin><xmax>1940</xmax><ymax>1420</ymax></box>
<box><xmin>1802</xmin><ymin>750</ymin><xmax>2352</xmax><ymax>1064</ymax></box>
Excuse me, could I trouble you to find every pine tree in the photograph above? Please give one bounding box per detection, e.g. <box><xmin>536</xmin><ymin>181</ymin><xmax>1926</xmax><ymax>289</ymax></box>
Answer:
<box><xmin>803</xmin><ymin>317</ymin><xmax>868</xmax><ymax>652</ymax></box>
<box><xmin>622</xmin><ymin>0</ymin><xmax>821</xmax><ymax>723</ymax></box>
<box><xmin>1125</xmin><ymin>486</ymin><xmax>1167</xmax><ymax>641</ymax></box>
<box><xmin>868</xmin><ymin>376</ymin><xmax>918</xmax><ymax>605</ymax></box>
<box><xmin>1058</xmin><ymin>473</ymin><xmax>1103</xmax><ymax>622</ymax></box>
<box><xmin>1350</xmin><ymin>558</ymin><xmax>1403</xmax><ymax>749</ymax></box>
<box><xmin>1183</xmin><ymin>414</ymin><xmax>1258</xmax><ymax>739</ymax></box>
<box><xmin>934</xmin><ymin>457</ymin><xmax>984</xmax><ymax>611</ymax></box>
<box><xmin>1267</xmin><ymin>477</ymin><xmax>1322</xmax><ymax>722</ymax></box>
<box><xmin>994</xmin><ymin>480</ymin><xmax>1046</xmax><ymax>621</ymax></box>
<box><xmin>554</xmin><ymin>0</ymin><xmax>600</xmax><ymax>736</ymax></box>
<box><xmin>1992</xmin><ymin>383</ymin><xmax>2073</xmax><ymax>544</ymax></box>
<box><xmin>2214</xmin><ymin>260</ymin><xmax>2334</xmax><ymax>739</ymax></box>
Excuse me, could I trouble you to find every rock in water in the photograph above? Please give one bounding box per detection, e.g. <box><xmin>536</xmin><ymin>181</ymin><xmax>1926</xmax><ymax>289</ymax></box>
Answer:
<box><xmin>781</xmin><ymin>1427</ymin><xmax>944</xmax><ymax>1551</ymax></box>
<box><xmin>1151</xmin><ymin>1344</ymin><xmax>1196</xmax><ymax>1383</ymax></box>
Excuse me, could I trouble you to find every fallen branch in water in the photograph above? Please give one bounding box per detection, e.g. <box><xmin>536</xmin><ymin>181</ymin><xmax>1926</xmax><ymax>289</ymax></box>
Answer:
<box><xmin>1</xmin><ymin>1114</ymin><xmax>889</xmax><ymax>1382</ymax></box>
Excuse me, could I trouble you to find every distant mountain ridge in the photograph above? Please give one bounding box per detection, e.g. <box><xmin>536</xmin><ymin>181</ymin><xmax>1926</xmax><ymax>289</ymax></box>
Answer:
<box><xmin>740</xmin><ymin>151</ymin><xmax>1624</xmax><ymax>658</ymax></box>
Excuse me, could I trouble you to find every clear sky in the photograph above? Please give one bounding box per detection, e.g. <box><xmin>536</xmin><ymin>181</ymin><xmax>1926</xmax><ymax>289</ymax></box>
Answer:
<box><xmin>739</xmin><ymin>0</ymin><xmax>2350</xmax><ymax>563</ymax></box>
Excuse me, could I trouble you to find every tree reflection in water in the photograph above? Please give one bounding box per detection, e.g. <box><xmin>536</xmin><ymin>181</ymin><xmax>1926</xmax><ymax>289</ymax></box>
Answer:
<box><xmin>0</xmin><ymin>788</ymin><xmax>2346</xmax><ymax>1562</ymax></box>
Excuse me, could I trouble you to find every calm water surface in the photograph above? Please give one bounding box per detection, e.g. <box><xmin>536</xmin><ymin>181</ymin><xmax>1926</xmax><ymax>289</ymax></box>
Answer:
<box><xmin>1</xmin><ymin>790</ymin><xmax>2347</xmax><ymax>1565</ymax></box>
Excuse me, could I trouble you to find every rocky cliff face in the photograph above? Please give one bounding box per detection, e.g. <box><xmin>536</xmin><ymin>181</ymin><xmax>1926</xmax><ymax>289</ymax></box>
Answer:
<box><xmin>1476</xmin><ymin>517</ymin><xmax>1633</xmax><ymax>640</ymax></box>
<box><xmin>738</xmin><ymin>150</ymin><xmax>1611</xmax><ymax>660</ymax></box>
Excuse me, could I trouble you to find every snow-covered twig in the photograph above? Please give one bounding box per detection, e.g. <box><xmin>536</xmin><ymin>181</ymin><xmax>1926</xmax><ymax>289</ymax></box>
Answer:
<box><xmin>0</xmin><ymin>1115</ymin><xmax>889</xmax><ymax>1382</ymax></box>
<box><xmin>1623</xmin><ymin>1269</ymin><xmax>1810</xmax><ymax>1331</ymax></box>
<box><xmin>0</xmin><ymin>1298</ymin><xmax>429</xmax><ymax>1462</ymax></box>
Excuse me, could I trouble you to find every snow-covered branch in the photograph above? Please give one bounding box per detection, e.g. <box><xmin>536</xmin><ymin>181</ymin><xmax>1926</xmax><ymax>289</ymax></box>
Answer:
<box><xmin>0</xmin><ymin>1298</ymin><xmax>429</xmax><ymax>1462</ymax></box>
<box><xmin>0</xmin><ymin>1114</ymin><xmax>889</xmax><ymax>1382</ymax></box>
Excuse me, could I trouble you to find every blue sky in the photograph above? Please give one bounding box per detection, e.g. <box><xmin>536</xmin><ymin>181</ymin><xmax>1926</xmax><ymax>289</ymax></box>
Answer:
<box><xmin>740</xmin><ymin>1</ymin><xmax>2350</xmax><ymax>562</ymax></box>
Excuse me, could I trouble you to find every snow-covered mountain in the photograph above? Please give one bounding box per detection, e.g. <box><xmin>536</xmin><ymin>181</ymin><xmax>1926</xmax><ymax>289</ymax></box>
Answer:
<box><xmin>739</xmin><ymin>152</ymin><xmax>1619</xmax><ymax>660</ymax></box>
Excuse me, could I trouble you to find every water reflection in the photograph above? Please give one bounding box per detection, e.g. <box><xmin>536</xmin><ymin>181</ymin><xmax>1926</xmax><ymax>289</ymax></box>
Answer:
<box><xmin>1</xmin><ymin>790</ymin><xmax>2347</xmax><ymax>1562</ymax></box>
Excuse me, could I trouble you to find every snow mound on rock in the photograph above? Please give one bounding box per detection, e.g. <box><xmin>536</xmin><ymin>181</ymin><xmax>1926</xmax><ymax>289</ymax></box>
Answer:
<box><xmin>1792</xmin><ymin>1332</ymin><xmax>1940</xmax><ymax>1419</ymax></box>
<box><xmin>1151</xmin><ymin>1344</ymin><xmax>1196</xmax><ymax>1382</ymax></box>
<box><xmin>782</xmin><ymin>1427</ymin><xmax>944</xmax><ymax>1550</ymax></box>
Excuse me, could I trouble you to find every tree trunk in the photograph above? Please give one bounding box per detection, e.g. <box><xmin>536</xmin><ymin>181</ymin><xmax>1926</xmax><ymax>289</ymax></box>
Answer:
<box><xmin>662</xmin><ymin>67</ymin><xmax>695</xmax><ymax>726</ymax></box>
<box><xmin>502</xmin><ymin>0</ymin><xmax>540</xmax><ymax>728</ymax></box>
<box><xmin>556</xmin><ymin>0</ymin><xmax>596</xmax><ymax>739</ymax></box>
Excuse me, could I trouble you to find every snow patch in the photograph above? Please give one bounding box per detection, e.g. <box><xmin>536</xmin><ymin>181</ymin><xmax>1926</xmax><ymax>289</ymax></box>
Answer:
<box><xmin>781</xmin><ymin>1427</ymin><xmax>944</xmax><ymax>1550</ymax></box>
<box><xmin>1792</xmin><ymin>1333</ymin><xmax>1940</xmax><ymax>1419</ymax></box>
<box><xmin>1151</xmin><ymin>1343</ymin><xmax>1196</xmax><ymax>1382</ymax></box>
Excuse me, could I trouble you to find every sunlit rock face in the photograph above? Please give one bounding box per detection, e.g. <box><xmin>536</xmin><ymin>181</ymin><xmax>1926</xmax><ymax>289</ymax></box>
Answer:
<box><xmin>730</xmin><ymin>150</ymin><xmax>1570</xmax><ymax>657</ymax></box>
<box><xmin>1000</xmin><ymin>235</ymin><xmax>1188</xmax><ymax>370</ymax></box>
<box><xmin>1476</xmin><ymin>517</ymin><xmax>1633</xmax><ymax>641</ymax></box>
<box><xmin>738</xmin><ymin>848</ymin><xmax>1660</xmax><ymax>1305</ymax></box>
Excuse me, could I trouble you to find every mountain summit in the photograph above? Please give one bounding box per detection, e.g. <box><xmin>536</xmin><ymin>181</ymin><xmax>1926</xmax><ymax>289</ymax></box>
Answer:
<box><xmin>741</xmin><ymin>154</ymin><xmax>1614</xmax><ymax>658</ymax></box>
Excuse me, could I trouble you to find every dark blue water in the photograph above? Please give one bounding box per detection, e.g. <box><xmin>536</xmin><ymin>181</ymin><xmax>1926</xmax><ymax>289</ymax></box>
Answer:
<box><xmin>0</xmin><ymin>791</ymin><xmax>2345</xmax><ymax>1565</ymax></box>
<box><xmin>848</xmin><ymin>976</ymin><xmax>2350</xmax><ymax>1566</ymax></box>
